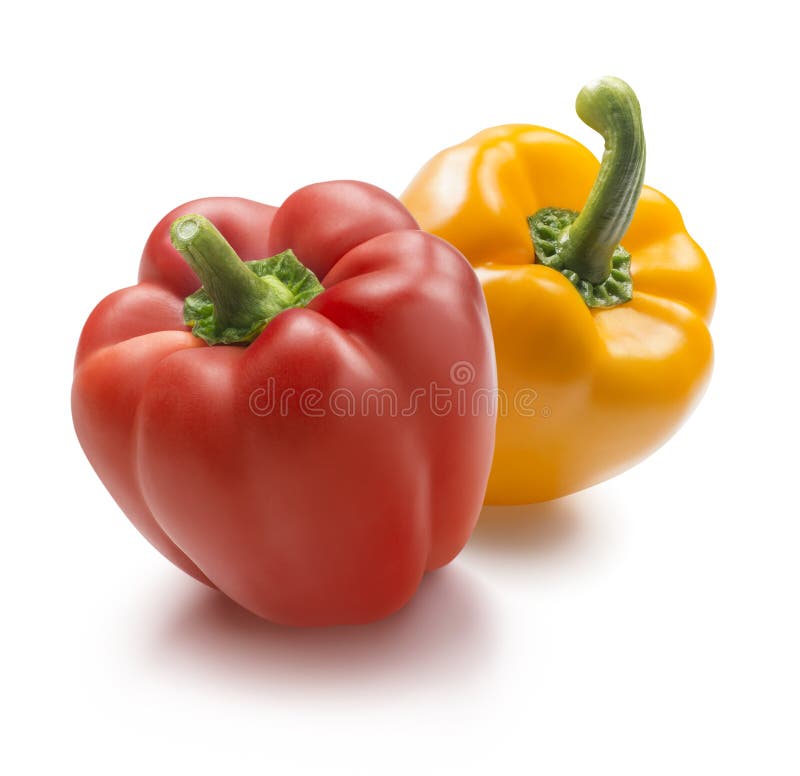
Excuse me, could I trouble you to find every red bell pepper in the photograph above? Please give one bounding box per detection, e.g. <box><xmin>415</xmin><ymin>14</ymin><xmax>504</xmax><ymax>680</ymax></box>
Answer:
<box><xmin>72</xmin><ymin>181</ymin><xmax>496</xmax><ymax>626</ymax></box>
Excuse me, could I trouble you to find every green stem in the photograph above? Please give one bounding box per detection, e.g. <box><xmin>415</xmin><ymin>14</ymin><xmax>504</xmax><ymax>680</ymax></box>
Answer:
<box><xmin>170</xmin><ymin>214</ymin><xmax>291</xmax><ymax>333</ymax></box>
<box><xmin>559</xmin><ymin>77</ymin><xmax>646</xmax><ymax>284</ymax></box>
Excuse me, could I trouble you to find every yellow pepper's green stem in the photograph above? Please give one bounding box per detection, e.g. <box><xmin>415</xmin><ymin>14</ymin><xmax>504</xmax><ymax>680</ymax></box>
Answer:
<box><xmin>559</xmin><ymin>77</ymin><xmax>646</xmax><ymax>284</ymax></box>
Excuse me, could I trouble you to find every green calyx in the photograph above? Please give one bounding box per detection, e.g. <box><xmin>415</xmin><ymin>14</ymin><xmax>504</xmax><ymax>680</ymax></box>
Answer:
<box><xmin>529</xmin><ymin>76</ymin><xmax>646</xmax><ymax>308</ymax></box>
<box><xmin>529</xmin><ymin>208</ymin><xmax>632</xmax><ymax>306</ymax></box>
<box><xmin>170</xmin><ymin>214</ymin><xmax>324</xmax><ymax>345</ymax></box>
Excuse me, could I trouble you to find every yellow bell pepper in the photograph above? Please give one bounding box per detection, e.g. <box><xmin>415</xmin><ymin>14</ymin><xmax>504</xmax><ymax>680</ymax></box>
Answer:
<box><xmin>402</xmin><ymin>77</ymin><xmax>715</xmax><ymax>504</ymax></box>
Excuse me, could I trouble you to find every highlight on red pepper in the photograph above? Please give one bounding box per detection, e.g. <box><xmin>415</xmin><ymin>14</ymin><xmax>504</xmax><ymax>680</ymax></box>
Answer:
<box><xmin>72</xmin><ymin>182</ymin><xmax>497</xmax><ymax>626</ymax></box>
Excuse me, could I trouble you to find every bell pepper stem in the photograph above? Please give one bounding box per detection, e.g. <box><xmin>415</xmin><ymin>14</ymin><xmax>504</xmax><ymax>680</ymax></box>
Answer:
<box><xmin>170</xmin><ymin>214</ymin><xmax>291</xmax><ymax>333</ymax></box>
<box><xmin>559</xmin><ymin>77</ymin><xmax>646</xmax><ymax>284</ymax></box>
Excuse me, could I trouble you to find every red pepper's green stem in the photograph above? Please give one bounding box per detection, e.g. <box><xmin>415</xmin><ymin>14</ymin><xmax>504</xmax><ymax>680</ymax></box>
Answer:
<box><xmin>170</xmin><ymin>215</ymin><xmax>292</xmax><ymax>333</ymax></box>
<box><xmin>559</xmin><ymin>77</ymin><xmax>646</xmax><ymax>284</ymax></box>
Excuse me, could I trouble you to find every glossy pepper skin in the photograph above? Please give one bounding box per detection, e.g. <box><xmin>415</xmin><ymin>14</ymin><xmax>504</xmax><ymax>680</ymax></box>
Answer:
<box><xmin>72</xmin><ymin>182</ymin><xmax>496</xmax><ymax>626</ymax></box>
<box><xmin>402</xmin><ymin>78</ymin><xmax>714</xmax><ymax>505</ymax></box>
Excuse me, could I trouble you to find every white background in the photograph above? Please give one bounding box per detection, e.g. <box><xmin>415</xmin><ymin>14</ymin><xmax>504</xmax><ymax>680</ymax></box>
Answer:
<box><xmin>2</xmin><ymin>2</ymin><xmax>798</xmax><ymax>774</ymax></box>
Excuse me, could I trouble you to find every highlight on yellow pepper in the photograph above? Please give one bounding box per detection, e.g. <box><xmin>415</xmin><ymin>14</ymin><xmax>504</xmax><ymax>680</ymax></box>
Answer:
<box><xmin>402</xmin><ymin>77</ymin><xmax>715</xmax><ymax>505</ymax></box>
